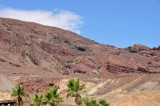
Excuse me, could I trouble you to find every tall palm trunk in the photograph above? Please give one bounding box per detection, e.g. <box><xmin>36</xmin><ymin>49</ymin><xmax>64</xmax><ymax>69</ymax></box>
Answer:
<box><xmin>18</xmin><ymin>96</ymin><xmax>23</xmax><ymax>106</ymax></box>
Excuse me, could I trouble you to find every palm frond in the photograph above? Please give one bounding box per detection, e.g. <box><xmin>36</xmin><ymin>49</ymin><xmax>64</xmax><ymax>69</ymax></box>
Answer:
<box><xmin>11</xmin><ymin>88</ymin><xmax>18</xmax><ymax>97</ymax></box>
<box><xmin>11</xmin><ymin>86</ymin><xmax>27</xmax><ymax>98</ymax></box>
<box><xmin>32</xmin><ymin>94</ymin><xmax>44</xmax><ymax>105</ymax></box>
<box><xmin>98</xmin><ymin>99</ymin><xmax>110</xmax><ymax>106</ymax></box>
<box><xmin>44</xmin><ymin>87</ymin><xmax>62</xmax><ymax>106</ymax></box>
<box><xmin>67</xmin><ymin>79</ymin><xmax>85</xmax><ymax>97</ymax></box>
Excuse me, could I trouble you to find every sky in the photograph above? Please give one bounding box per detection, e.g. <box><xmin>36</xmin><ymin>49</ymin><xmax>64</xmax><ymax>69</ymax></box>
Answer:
<box><xmin>0</xmin><ymin>0</ymin><xmax>159</xmax><ymax>48</ymax></box>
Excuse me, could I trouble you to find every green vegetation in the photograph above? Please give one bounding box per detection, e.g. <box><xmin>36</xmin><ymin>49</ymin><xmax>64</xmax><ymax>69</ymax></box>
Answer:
<box><xmin>11</xmin><ymin>79</ymin><xmax>110</xmax><ymax>106</ymax></box>
<box><xmin>11</xmin><ymin>85</ymin><xmax>27</xmax><ymax>106</ymax></box>
<box><xmin>67</xmin><ymin>79</ymin><xmax>85</xmax><ymax>105</ymax></box>
<box><xmin>98</xmin><ymin>99</ymin><xmax>110</xmax><ymax>106</ymax></box>
<box><xmin>32</xmin><ymin>94</ymin><xmax>44</xmax><ymax>106</ymax></box>
<box><xmin>83</xmin><ymin>97</ymin><xmax>99</xmax><ymax>106</ymax></box>
<box><xmin>83</xmin><ymin>97</ymin><xmax>109</xmax><ymax>106</ymax></box>
<box><xmin>44</xmin><ymin>87</ymin><xmax>62</xmax><ymax>106</ymax></box>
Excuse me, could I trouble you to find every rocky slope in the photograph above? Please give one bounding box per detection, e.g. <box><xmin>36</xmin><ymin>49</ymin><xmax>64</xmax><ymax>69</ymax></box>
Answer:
<box><xmin>0</xmin><ymin>18</ymin><xmax>159</xmax><ymax>77</ymax></box>
<box><xmin>0</xmin><ymin>18</ymin><xmax>159</xmax><ymax>106</ymax></box>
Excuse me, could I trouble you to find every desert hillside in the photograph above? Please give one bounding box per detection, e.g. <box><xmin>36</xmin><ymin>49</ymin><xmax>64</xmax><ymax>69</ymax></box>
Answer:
<box><xmin>0</xmin><ymin>18</ymin><xmax>160</xmax><ymax>106</ymax></box>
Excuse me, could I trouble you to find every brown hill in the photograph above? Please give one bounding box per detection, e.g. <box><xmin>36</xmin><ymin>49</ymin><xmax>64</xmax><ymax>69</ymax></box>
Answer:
<box><xmin>0</xmin><ymin>18</ymin><xmax>160</xmax><ymax>106</ymax></box>
<box><xmin>0</xmin><ymin>18</ymin><xmax>159</xmax><ymax>76</ymax></box>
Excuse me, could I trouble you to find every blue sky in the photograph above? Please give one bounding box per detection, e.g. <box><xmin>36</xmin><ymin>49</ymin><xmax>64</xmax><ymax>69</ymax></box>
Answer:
<box><xmin>0</xmin><ymin>0</ymin><xmax>160</xmax><ymax>48</ymax></box>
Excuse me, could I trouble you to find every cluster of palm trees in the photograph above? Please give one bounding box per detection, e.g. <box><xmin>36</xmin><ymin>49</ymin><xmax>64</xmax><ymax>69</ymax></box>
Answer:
<box><xmin>11</xmin><ymin>79</ymin><xmax>110</xmax><ymax>106</ymax></box>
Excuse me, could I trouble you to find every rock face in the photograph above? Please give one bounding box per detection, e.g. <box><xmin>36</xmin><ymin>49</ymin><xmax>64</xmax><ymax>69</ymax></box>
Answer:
<box><xmin>126</xmin><ymin>44</ymin><xmax>150</xmax><ymax>53</ymax></box>
<box><xmin>0</xmin><ymin>18</ymin><xmax>160</xmax><ymax>95</ymax></box>
<box><xmin>0</xmin><ymin>18</ymin><xmax>160</xmax><ymax>77</ymax></box>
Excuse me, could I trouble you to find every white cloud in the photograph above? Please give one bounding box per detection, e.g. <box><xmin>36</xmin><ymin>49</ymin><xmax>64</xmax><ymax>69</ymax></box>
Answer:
<box><xmin>0</xmin><ymin>8</ymin><xmax>83</xmax><ymax>34</ymax></box>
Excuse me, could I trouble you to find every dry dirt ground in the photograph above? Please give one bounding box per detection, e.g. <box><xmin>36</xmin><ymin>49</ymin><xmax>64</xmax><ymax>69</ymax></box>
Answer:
<box><xmin>0</xmin><ymin>74</ymin><xmax>160</xmax><ymax>106</ymax></box>
<box><xmin>61</xmin><ymin>75</ymin><xmax>160</xmax><ymax>106</ymax></box>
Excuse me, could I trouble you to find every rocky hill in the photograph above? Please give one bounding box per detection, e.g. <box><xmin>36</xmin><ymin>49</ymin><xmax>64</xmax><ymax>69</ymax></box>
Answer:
<box><xmin>0</xmin><ymin>18</ymin><xmax>159</xmax><ymax>76</ymax></box>
<box><xmin>0</xmin><ymin>18</ymin><xmax>159</xmax><ymax>106</ymax></box>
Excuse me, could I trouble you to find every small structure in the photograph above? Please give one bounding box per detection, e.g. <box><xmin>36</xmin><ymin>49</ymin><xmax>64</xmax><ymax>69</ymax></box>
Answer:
<box><xmin>0</xmin><ymin>100</ymin><xmax>16</xmax><ymax>106</ymax></box>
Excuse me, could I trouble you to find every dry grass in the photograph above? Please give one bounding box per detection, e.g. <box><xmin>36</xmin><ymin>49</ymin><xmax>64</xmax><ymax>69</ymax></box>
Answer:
<box><xmin>0</xmin><ymin>90</ymin><xmax>13</xmax><ymax>101</ymax></box>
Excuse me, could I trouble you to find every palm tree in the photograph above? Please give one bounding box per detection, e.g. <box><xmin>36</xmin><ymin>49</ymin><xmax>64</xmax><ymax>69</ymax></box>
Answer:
<box><xmin>11</xmin><ymin>85</ymin><xmax>27</xmax><ymax>106</ymax></box>
<box><xmin>83</xmin><ymin>97</ymin><xmax>110</xmax><ymax>106</ymax></box>
<box><xmin>83</xmin><ymin>97</ymin><xmax>99</xmax><ymax>106</ymax></box>
<box><xmin>67</xmin><ymin>79</ymin><xmax>85</xmax><ymax>106</ymax></box>
<box><xmin>32</xmin><ymin>94</ymin><xmax>44</xmax><ymax>106</ymax></box>
<box><xmin>44</xmin><ymin>87</ymin><xmax>62</xmax><ymax>106</ymax></box>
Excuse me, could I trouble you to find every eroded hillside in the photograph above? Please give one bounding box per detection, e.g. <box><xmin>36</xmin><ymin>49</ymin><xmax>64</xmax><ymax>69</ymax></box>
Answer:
<box><xmin>0</xmin><ymin>18</ymin><xmax>159</xmax><ymax>106</ymax></box>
